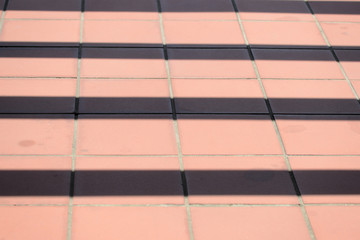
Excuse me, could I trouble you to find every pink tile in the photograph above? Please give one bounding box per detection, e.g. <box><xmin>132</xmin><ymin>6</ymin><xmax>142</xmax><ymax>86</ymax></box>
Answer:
<box><xmin>276</xmin><ymin>115</ymin><xmax>360</xmax><ymax>155</ymax></box>
<box><xmin>253</xmin><ymin>49</ymin><xmax>344</xmax><ymax>79</ymax></box>
<box><xmin>72</xmin><ymin>206</ymin><xmax>190</xmax><ymax>240</ymax></box>
<box><xmin>0</xmin><ymin>20</ymin><xmax>80</xmax><ymax>46</ymax></box>
<box><xmin>290</xmin><ymin>156</ymin><xmax>360</xmax><ymax>203</ymax></box>
<box><xmin>191</xmin><ymin>206</ymin><xmax>311</xmax><ymax>240</ymax></box>
<box><xmin>236</xmin><ymin>0</ymin><xmax>313</xmax><ymax>21</ymax></box>
<box><xmin>177</xmin><ymin>115</ymin><xmax>282</xmax><ymax>155</ymax></box>
<box><xmin>83</xmin><ymin>21</ymin><xmax>162</xmax><ymax>46</ymax></box>
<box><xmin>84</xmin><ymin>0</ymin><xmax>159</xmax><ymax>20</ymax></box>
<box><xmin>335</xmin><ymin>50</ymin><xmax>360</xmax><ymax>80</ymax></box>
<box><xmin>79</xmin><ymin>78</ymin><xmax>171</xmax><ymax>113</ymax></box>
<box><xmin>244</xmin><ymin>21</ymin><xmax>326</xmax><ymax>47</ymax></box>
<box><xmin>0</xmin><ymin>115</ymin><xmax>74</xmax><ymax>154</ymax></box>
<box><xmin>164</xmin><ymin>21</ymin><xmax>244</xmax><ymax>46</ymax></box>
<box><xmin>353</xmin><ymin>80</ymin><xmax>360</xmax><ymax>96</ymax></box>
<box><xmin>168</xmin><ymin>49</ymin><xmax>255</xmax><ymax>78</ymax></box>
<box><xmin>81</xmin><ymin>48</ymin><xmax>167</xmax><ymax>78</ymax></box>
<box><xmin>321</xmin><ymin>23</ymin><xmax>360</xmax><ymax>47</ymax></box>
<box><xmin>0</xmin><ymin>156</ymin><xmax>71</xmax><ymax>204</ymax></box>
<box><xmin>161</xmin><ymin>0</ymin><xmax>237</xmax><ymax>20</ymax></box>
<box><xmin>309</xmin><ymin>0</ymin><xmax>360</xmax><ymax>22</ymax></box>
<box><xmin>0</xmin><ymin>78</ymin><xmax>76</xmax><ymax>113</ymax></box>
<box><xmin>0</xmin><ymin>206</ymin><xmax>68</xmax><ymax>240</ymax></box>
<box><xmin>5</xmin><ymin>0</ymin><xmax>81</xmax><ymax>19</ymax></box>
<box><xmin>74</xmin><ymin>157</ymin><xmax>183</xmax><ymax>204</ymax></box>
<box><xmin>263</xmin><ymin>79</ymin><xmax>360</xmax><ymax>113</ymax></box>
<box><xmin>307</xmin><ymin>206</ymin><xmax>360</xmax><ymax>240</ymax></box>
<box><xmin>172</xmin><ymin>79</ymin><xmax>267</xmax><ymax>113</ymax></box>
<box><xmin>183</xmin><ymin>156</ymin><xmax>298</xmax><ymax>204</ymax></box>
<box><xmin>77</xmin><ymin>115</ymin><xmax>178</xmax><ymax>155</ymax></box>
<box><xmin>0</xmin><ymin>48</ymin><xmax>78</xmax><ymax>77</ymax></box>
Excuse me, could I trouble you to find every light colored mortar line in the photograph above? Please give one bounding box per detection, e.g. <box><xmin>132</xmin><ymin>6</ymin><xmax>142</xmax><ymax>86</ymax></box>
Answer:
<box><xmin>304</xmin><ymin>0</ymin><xmax>360</xmax><ymax>103</ymax></box>
<box><xmin>80</xmin><ymin>76</ymin><xmax>168</xmax><ymax>80</ymax></box>
<box><xmin>157</xmin><ymin>4</ymin><xmax>195</xmax><ymax>240</ymax></box>
<box><xmin>231</xmin><ymin>1</ymin><xmax>317</xmax><ymax>239</ymax></box>
<box><xmin>0</xmin><ymin>154</ymin><xmax>73</xmax><ymax>157</ymax></box>
<box><xmin>0</xmin><ymin>76</ymin><xmax>77</xmax><ymax>79</ymax></box>
<box><xmin>75</xmin><ymin>154</ymin><xmax>179</xmax><ymax>157</ymax></box>
<box><xmin>0</xmin><ymin>204</ymin><xmax>69</xmax><ymax>206</ymax></box>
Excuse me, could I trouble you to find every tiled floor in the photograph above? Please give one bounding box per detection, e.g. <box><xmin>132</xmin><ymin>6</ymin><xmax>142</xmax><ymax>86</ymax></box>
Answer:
<box><xmin>0</xmin><ymin>0</ymin><xmax>360</xmax><ymax>239</ymax></box>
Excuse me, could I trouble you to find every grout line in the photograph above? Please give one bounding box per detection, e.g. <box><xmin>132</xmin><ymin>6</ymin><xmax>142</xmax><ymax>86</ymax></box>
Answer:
<box><xmin>231</xmin><ymin>1</ymin><xmax>317</xmax><ymax>239</ymax></box>
<box><xmin>304</xmin><ymin>0</ymin><xmax>360</xmax><ymax>104</ymax></box>
<box><xmin>66</xmin><ymin>1</ymin><xmax>84</xmax><ymax>239</ymax></box>
<box><xmin>0</xmin><ymin>0</ymin><xmax>9</xmax><ymax>35</ymax></box>
<box><xmin>157</xmin><ymin>1</ymin><xmax>194</xmax><ymax>239</ymax></box>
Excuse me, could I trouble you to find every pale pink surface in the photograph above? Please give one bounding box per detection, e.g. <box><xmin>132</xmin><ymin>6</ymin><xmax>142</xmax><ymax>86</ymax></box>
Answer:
<box><xmin>263</xmin><ymin>79</ymin><xmax>360</xmax><ymax>113</ymax></box>
<box><xmin>253</xmin><ymin>49</ymin><xmax>344</xmax><ymax>79</ymax></box>
<box><xmin>183</xmin><ymin>156</ymin><xmax>298</xmax><ymax>204</ymax></box>
<box><xmin>0</xmin><ymin>206</ymin><xmax>68</xmax><ymax>240</ymax></box>
<box><xmin>80</xmin><ymin>48</ymin><xmax>167</xmax><ymax>78</ymax></box>
<box><xmin>0</xmin><ymin>156</ymin><xmax>71</xmax><ymax>204</ymax></box>
<box><xmin>290</xmin><ymin>156</ymin><xmax>360</xmax><ymax>203</ymax></box>
<box><xmin>72</xmin><ymin>206</ymin><xmax>190</xmax><ymax>240</ymax></box>
<box><xmin>77</xmin><ymin>116</ymin><xmax>178</xmax><ymax>155</ymax></box>
<box><xmin>164</xmin><ymin>21</ymin><xmax>244</xmax><ymax>46</ymax></box>
<box><xmin>0</xmin><ymin>78</ymin><xmax>76</xmax><ymax>96</ymax></box>
<box><xmin>306</xmin><ymin>206</ymin><xmax>360</xmax><ymax>240</ymax></box>
<box><xmin>276</xmin><ymin>115</ymin><xmax>360</xmax><ymax>154</ymax></box>
<box><xmin>83</xmin><ymin>21</ymin><xmax>162</xmax><ymax>46</ymax></box>
<box><xmin>353</xmin><ymin>80</ymin><xmax>360</xmax><ymax>95</ymax></box>
<box><xmin>168</xmin><ymin>49</ymin><xmax>255</xmax><ymax>78</ymax></box>
<box><xmin>0</xmin><ymin>116</ymin><xmax>74</xmax><ymax>154</ymax></box>
<box><xmin>0</xmin><ymin>48</ymin><xmax>78</xmax><ymax>77</ymax></box>
<box><xmin>321</xmin><ymin>23</ymin><xmax>360</xmax><ymax>47</ymax></box>
<box><xmin>244</xmin><ymin>21</ymin><xmax>326</xmax><ymax>47</ymax></box>
<box><xmin>177</xmin><ymin>115</ymin><xmax>283</xmax><ymax>154</ymax></box>
<box><xmin>73</xmin><ymin>157</ymin><xmax>184</xmax><ymax>204</ymax></box>
<box><xmin>0</xmin><ymin>20</ymin><xmax>80</xmax><ymax>44</ymax></box>
<box><xmin>335</xmin><ymin>50</ymin><xmax>360</xmax><ymax>80</ymax></box>
<box><xmin>191</xmin><ymin>206</ymin><xmax>311</xmax><ymax>240</ymax></box>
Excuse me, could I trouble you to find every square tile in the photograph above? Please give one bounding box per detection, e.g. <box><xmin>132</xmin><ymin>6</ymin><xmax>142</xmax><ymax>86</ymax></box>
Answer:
<box><xmin>244</xmin><ymin>21</ymin><xmax>326</xmax><ymax>47</ymax></box>
<box><xmin>191</xmin><ymin>206</ymin><xmax>311</xmax><ymax>240</ymax></box>
<box><xmin>73</xmin><ymin>157</ymin><xmax>183</xmax><ymax>204</ymax></box>
<box><xmin>77</xmin><ymin>115</ymin><xmax>178</xmax><ymax>155</ymax></box>
<box><xmin>83</xmin><ymin>21</ymin><xmax>162</xmax><ymax>47</ymax></box>
<box><xmin>263</xmin><ymin>80</ymin><xmax>360</xmax><ymax>114</ymax></box>
<box><xmin>0</xmin><ymin>78</ymin><xmax>76</xmax><ymax>113</ymax></box>
<box><xmin>168</xmin><ymin>49</ymin><xmax>255</xmax><ymax>78</ymax></box>
<box><xmin>321</xmin><ymin>23</ymin><xmax>360</xmax><ymax>47</ymax></box>
<box><xmin>72</xmin><ymin>206</ymin><xmax>190</xmax><ymax>240</ymax></box>
<box><xmin>5</xmin><ymin>0</ymin><xmax>82</xmax><ymax>19</ymax></box>
<box><xmin>163</xmin><ymin>21</ymin><xmax>244</xmax><ymax>47</ymax></box>
<box><xmin>177</xmin><ymin>115</ymin><xmax>282</xmax><ymax>155</ymax></box>
<box><xmin>172</xmin><ymin>79</ymin><xmax>267</xmax><ymax>113</ymax></box>
<box><xmin>79</xmin><ymin>78</ymin><xmax>171</xmax><ymax>113</ymax></box>
<box><xmin>0</xmin><ymin>20</ymin><xmax>80</xmax><ymax>46</ymax></box>
<box><xmin>0</xmin><ymin>115</ymin><xmax>74</xmax><ymax>154</ymax></box>
<box><xmin>80</xmin><ymin>48</ymin><xmax>167</xmax><ymax>78</ymax></box>
<box><xmin>276</xmin><ymin>115</ymin><xmax>360</xmax><ymax>155</ymax></box>
<box><xmin>161</xmin><ymin>0</ymin><xmax>237</xmax><ymax>20</ymax></box>
<box><xmin>335</xmin><ymin>50</ymin><xmax>360</xmax><ymax>80</ymax></box>
<box><xmin>0</xmin><ymin>206</ymin><xmax>68</xmax><ymax>240</ymax></box>
<box><xmin>84</xmin><ymin>0</ymin><xmax>159</xmax><ymax>20</ymax></box>
<box><xmin>309</xmin><ymin>0</ymin><xmax>360</xmax><ymax>22</ymax></box>
<box><xmin>0</xmin><ymin>48</ymin><xmax>78</xmax><ymax>77</ymax></box>
<box><xmin>235</xmin><ymin>0</ymin><xmax>313</xmax><ymax>21</ymax></box>
<box><xmin>306</xmin><ymin>206</ymin><xmax>360</xmax><ymax>240</ymax></box>
<box><xmin>290</xmin><ymin>156</ymin><xmax>360</xmax><ymax>203</ymax></box>
<box><xmin>183</xmin><ymin>156</ymin><xmax>298</xmax><ymax>204</ymax></box>
<box><xmin>253</xmin><ymin>49</ymin><xmax>344</xmax><ymax>79</ymax></box>
<box><xmin>0</xmin><ymin>156</ymin><xmax>71</xmax><ymax>204</ymax></box>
